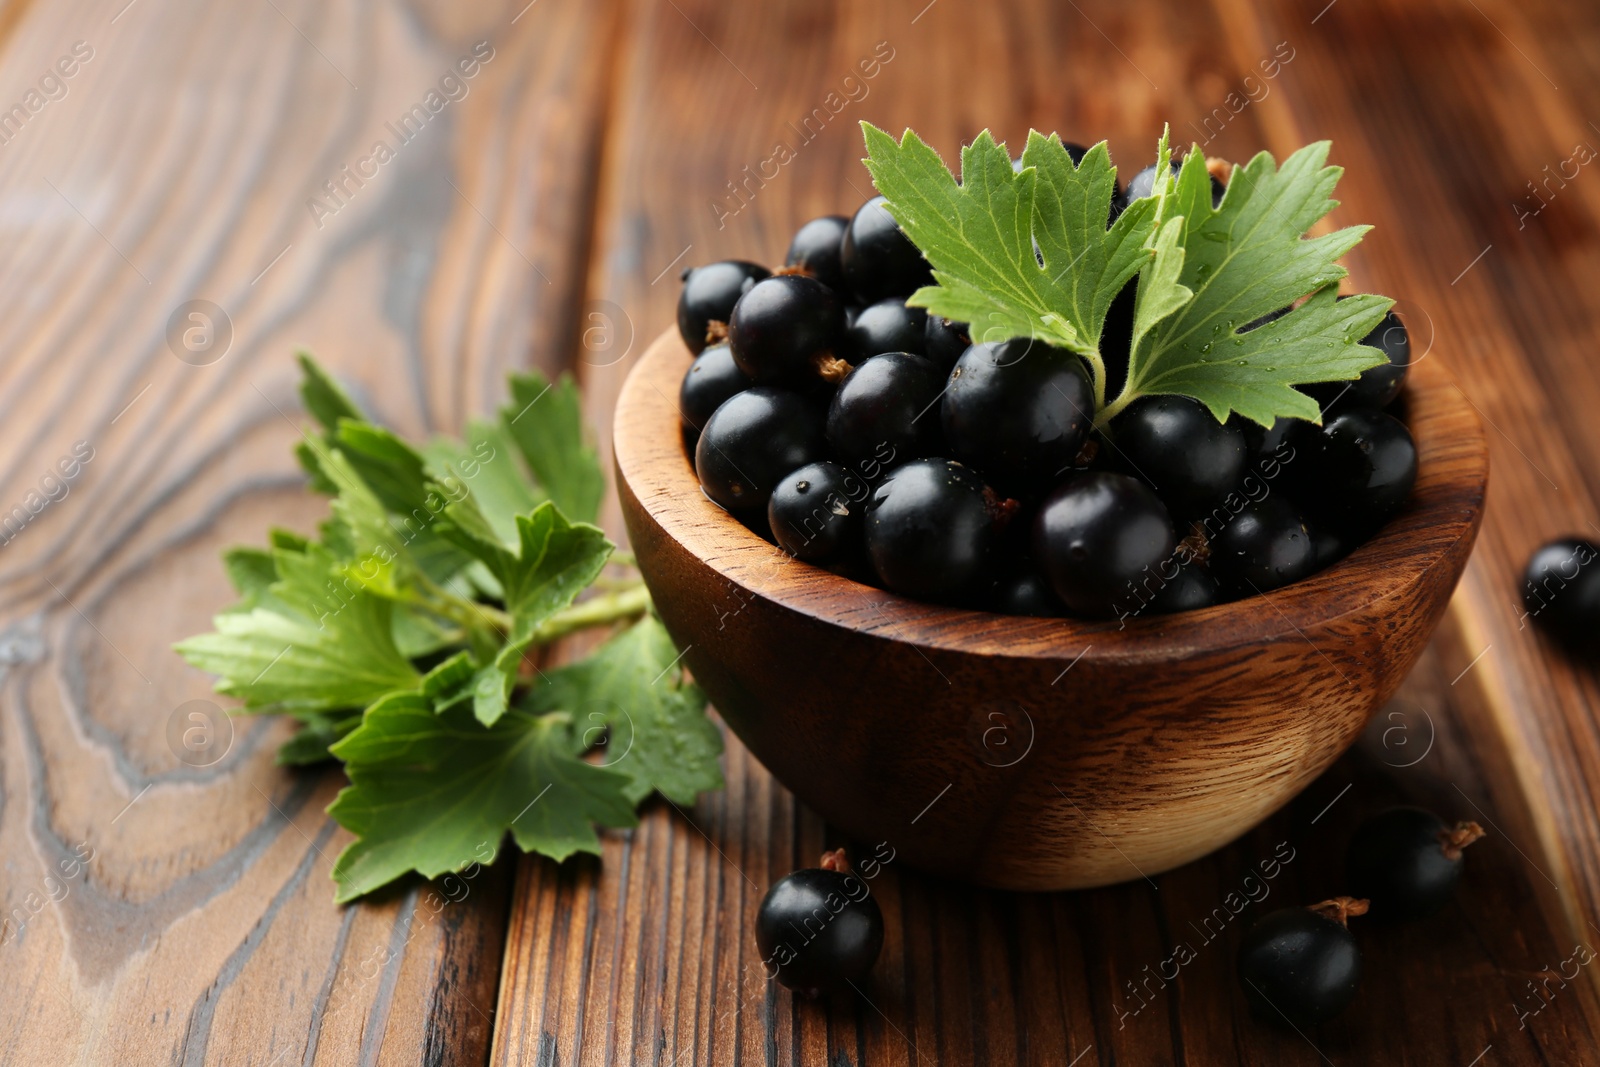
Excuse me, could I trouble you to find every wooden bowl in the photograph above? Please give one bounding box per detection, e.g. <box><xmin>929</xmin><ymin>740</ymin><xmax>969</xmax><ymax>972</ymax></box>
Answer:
<box><xmin>614</xmin><ymin>329</ymin><xmax>1488</xmax><ymax>890</ymax></box>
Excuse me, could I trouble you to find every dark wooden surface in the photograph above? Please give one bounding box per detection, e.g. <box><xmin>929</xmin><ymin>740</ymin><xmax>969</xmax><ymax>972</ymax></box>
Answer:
<box><xmin>3</xmin><ymin>0</ymin><xmax>1600</xmax><ymax>1063</ymax></box>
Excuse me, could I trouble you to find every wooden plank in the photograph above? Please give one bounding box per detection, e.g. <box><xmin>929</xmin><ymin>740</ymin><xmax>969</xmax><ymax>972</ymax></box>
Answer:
<box><xmin>491</xmin><ymin>0</ymin><xmax>1600</xmax><ymax>1062</ymax></box>
<box><xmin>0</xmin><ymin>0</ymin><xmax>617</xmax><ymax>1063</ymax></box>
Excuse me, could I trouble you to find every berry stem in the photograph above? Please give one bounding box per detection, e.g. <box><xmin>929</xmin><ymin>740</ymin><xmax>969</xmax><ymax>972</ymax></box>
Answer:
<box><xmin>814</xmin><ymin>353</ymin><xmax>854</xmax><ymax>383</ymax></box>
<box><xmin>819</xmin><ymin>848</ymin><xmax>851</xmax><ymax>873</ymax></box>
<box><xmin>1440</xmin><ymin>821</ymin><xmax>1486</xmax><ymax>860</ymax></box>
<box><xmin>1309</xmin><ymin>896</ymin><xmax>1370</xmax><ymax>927</ymax></box>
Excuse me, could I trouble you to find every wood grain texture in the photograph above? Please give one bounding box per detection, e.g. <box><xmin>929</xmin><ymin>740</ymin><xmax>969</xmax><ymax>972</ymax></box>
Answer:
<box><xmin>492</xmin><ymin>0</ymin><xmax>1600</xmax><ymax>1063</ymax></box>
<box><xmin>0</xmin><ymin>0</ymin><xmax>613</xmax><ymax>1063</ymax></box>
<box><xmin>3</xmin><ymin>0</ymin><xmax>1600</xmax><ymax>1063</ymax></box>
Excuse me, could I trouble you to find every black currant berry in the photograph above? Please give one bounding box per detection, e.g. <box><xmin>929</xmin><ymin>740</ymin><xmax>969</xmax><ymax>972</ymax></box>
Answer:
<box><xmin>1209</xmin><ymin>497</ymin><xmax>1315</xmax><ymax>594</ymax></box>
<box><xmin>826</xmin><ymin>352</ymin><xmax>945</xmax><ymax>470</ymax></box>
<box><xmin>1033</xmin><ymin>472</ymin><xmax>1177</xmax><ymax>618</ymax></box>
<box><xmin>1237</xmin><ymin>897</ymin><xmax>1366</xmax><ymax>1027</ymax></box>
<box><xmin>1346</xmin><ymin>807</ymin><xmax>1485</xmax><ymax>921</ymax></box>
<box><xmin>1306</xmin><ymin>307</ymin><xmax>1410</xmax><ymax>412</ymax></box>
<box><xmin>923</xmin><ymin>316</ymin><xmax>971</xmax><ymax>374</ymax></box>
<box><xmin>1301</xmin><ymin>409</ymin><xmax>1417</xmax><ymax>538</ymax></box>
<box><xmin>1242</xmin><ymin>414</ymin><xmax>1305</xmax><ymax>461</ymax></box>
<box><xmin>942</xmin><ymin>338</ymin><xmax>1094</xmax><ymax>493</ymax></box>
<box><xmin>678</xmin><ymin>260</ymin><xmax>769</xmax><ymax>354</ymax></box>
<box><xmin>866</xmin><ymin>459</ymin><xmax>1002</xmax><ymax>600</ymax></box>
<box><xmin>679</xmin><ymin>343</ymin><xmax>752</xmax><ymax>436</ymax></box>
<box><xmin>1306</xmin><ymin>518</ymin><xmax>1350</xmax><ymax>571</ymax></box>
<box><xmin>728</xmin><ymin>274</ymin><xmax>847</xmax><ymax>384</ymax></box>
<box><xmin>785</xmin><ymin>215</ymin><xmax>850</xmax><ymax>293</ymax></box>
<box><xmin>1121</xmin><ymin>159</ymin><xmax>1225</xmax><ymax>209</ymax></box>
<box><xmin>695</xmin><ymin>387</ymin><xmax>825</xmax><ymax>513</ymax></box>
<box><xmin>1148</xmin><ymin>560</ymin><xmax>1223</xmax><ymax>615</ymax></box>
<box><xmin>990</xmin><ymin>570</ymin><xmax>1065</xmax><ymax>617</ymax></box>
<box><xmin>841</xmin><ymin>195</ymin><xmax>932</xmax><ymax>305</ymax></box>
<box><xmin>847</xmin><ymin>299</ymin><xmax>927</xmax><ymax>362</ymax></box>
<box><xmin>768</xmin><ymin>461</ymin><xmax>865</xmax><ymax>563</ymax></box>
<box><xmin>755</xmin><ymin>852</ymin><xmax>885</xmax><ymax>996</ymax></box>
<box><xmin>1522</xmin><ymin>537</ymin><xmax>1600</xmax><ymax>644</ymax></box>
<box><xmin>1109</xmin><ymin>395</ymin><xmax>1248</xmax><ymax>519</ymax></box>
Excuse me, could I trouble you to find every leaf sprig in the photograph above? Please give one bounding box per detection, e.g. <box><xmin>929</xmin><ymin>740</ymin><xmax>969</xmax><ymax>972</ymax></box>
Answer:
<box><xmin>177</xmin><ymin>355</ymin><xmax>722</xmax><ymax>903</ymax></box>
<box><xmin>860</xmin><ymin>122</ymin><xmax>1394</xmax><ymax>427</ymax></box>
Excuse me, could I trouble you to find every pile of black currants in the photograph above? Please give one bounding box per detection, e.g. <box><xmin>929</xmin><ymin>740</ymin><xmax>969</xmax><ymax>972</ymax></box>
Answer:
<box><xmin>678</xmin><ymin>160</ymin><xmax>1418</xmax><ymax>621</ymax></box>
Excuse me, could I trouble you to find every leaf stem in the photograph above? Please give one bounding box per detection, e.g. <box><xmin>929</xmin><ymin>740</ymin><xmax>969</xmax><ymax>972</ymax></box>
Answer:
<box><xmin>414</xmin><ymin>573</ymin><xmax>514</xmax><ymax>635</ymax></box>
<box><xmin>1095</xmin><ymin>385</ymin><xmax>1138</xmax><ymax>430</ymax></box>
<box><xmin>527</xmin><ymin>583</ymin><xmax>652</xmax><ymax>643</ymax></box>
<box><xmin>1084</xmin><ymin>348</ymin><xmax>1108</xmax><ymax>412</ymax></box>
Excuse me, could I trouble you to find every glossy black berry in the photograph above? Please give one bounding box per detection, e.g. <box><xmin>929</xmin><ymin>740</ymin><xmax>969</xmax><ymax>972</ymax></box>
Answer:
<box><xmin>1033</xmin><ymin>472</ymin><xmax>1177</xmax><ymax>618</ymax></box>
<box><xmin>1121</xmin><ymin>159</ymin><xmax>1225</xmax><ymax>209</ymax></box>
<box><xmin>1242</xmin><ymin>415</ymin><xmax>1305</xmax><ymax>461</ymax></box>
<box><xmin>695</xmin><ymin>387</ymin><xmax>825</xmax><ymax>513</ymax></box>
<box><xmin>678</xmin><ymin>343</ymin><xmax>752</xmax><ymax>436</ymax></box>
<box><xmin>923</xmin><ymin>316</ymin><xmax>971</xmax><ymax>373</ymax></box>
<box><xmin>841</xmin><ymin>195</ymin><xmax>932</xmax><ymax>305</ymax></box>
<box><xmin>1209</xmin><ymin>497</ymin><xmax>1315</xmax><ymax>594</ymax></box>
<box><xmin>1522</xmin><ymin>537</ymin><xmax>1600</xmax><ymax>643</ymax></box>
<box><xmin>847</xmin><ymin>299</ymin><xmax>927</xmax><ymax>361</ymax></box>
<box><xmin>678</xmin><ymin>260</ymin><xmax>769</xmax><ymax>354</ymax></box>
<box><xmin>1237</xmin><ymin>899</ymin><xmax>1365</xmax><ymax>1027</ymax></box>
<box><xmin>1306</xmin><ymin>519</ymin><xmax>1350</xmax><ymax>571</ymax></box>
<box><xmin>755</xmin><ymin>865</ymin><xmax>884</xmax><ymax>996</ymax></box>
<box><xmin>1109</xmin><ymin>395</ymin><xmax>1248</xmax><ymax>519</ymax></box>
<box><xmin>866</xmin><ymin>459</ymin><xmax>999</xmax><ymax>600</ymax></box>
<box><xmin>728</xmin><ymin>274</ymin><xmax>847</xmax><ymax>384</ymax></box>
<box><xmin>826</xmin><ymin>352</ymin><xmax>945</xmax><ymax>470</ymax></box>
<box><xmin>942</xmin><ymin>338</ymin><xmax>1094</xmax><ymax>493</ymax></box>
<box><xmin>1306</xmin><ymin>307</ymin><xmax>1410</xmax><ymax>412</ymax></box>
<box><xmin>768</xmin><ymin>461</ymin><xmax>865</xmax><ymax>563</ymax></box>
<box><xmin>1301</xmin><ymin>409</ymin><xmax>1417</xmax><ymax>538</ymax></box>
<box><xmin>990</xmin><ymin>570</ymin><xmax>1065</xmax><ymax>617</ymax></box>
<box><xmin>1347</xmin><ymin>807</ymin><xmax>1485</xmax><ymax>921</ymax></box>
<box><xmin>785</xmin><ymin>215</ymin><xmax>850</xmax><ymax>293</ymax></box>
<box><xmin>1147</xmin><ymin>560</ymin><xmax>1223</xmax><ymax>615</ymax></box>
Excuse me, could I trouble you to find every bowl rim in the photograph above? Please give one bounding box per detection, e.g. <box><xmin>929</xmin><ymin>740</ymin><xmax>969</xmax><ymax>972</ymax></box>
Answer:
<box><xmin>615</xmin><ymin>327</ymin><xmax>1489</xmax><ymax>664</ymax></box>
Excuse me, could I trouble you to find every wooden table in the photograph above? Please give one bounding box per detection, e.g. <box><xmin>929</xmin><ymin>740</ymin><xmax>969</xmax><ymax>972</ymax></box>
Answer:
<box><xmin>4</xmin><ymin>0</ymin><xmax>1600</xmax><ymax>1063</ymax></box>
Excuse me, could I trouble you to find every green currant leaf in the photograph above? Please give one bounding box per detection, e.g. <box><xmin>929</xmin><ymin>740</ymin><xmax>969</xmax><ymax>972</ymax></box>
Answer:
<box><xmin>277</xmin><ymin>711</ymin><xmax>360</xmax><ymax>766</ymax></box>
<box><xmin>327</xmin><ymin>692</ymin><xmax>638</xmax><ymax>903</ymax></box>
<box><xmin>525</xmin><ymin>615</ymin><xmax>721</xmax><ymax>805</ymax></box>
<box><xmin>502</xmin><ymin>371</ymin><xmax>605</xmax><ymax>525</ymax></box>
<box><xmin>1113</xmin><ymin>142</ymin><xmax>1393</xmax><ymax>426</ymax></box>
<box><xmin>859</xmin><ymin>123</ymin><xmax>1159</xmax><ymax>373</ymax></box>
<box><xmin>175</xmin><ymin>540</ymin><xmax>421</xmax><ymax>713</ymax></box>
<box><xmin>423</xmin><ymin>420</ymin><xmax>545</xmax><ymax>548</ymax></box>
